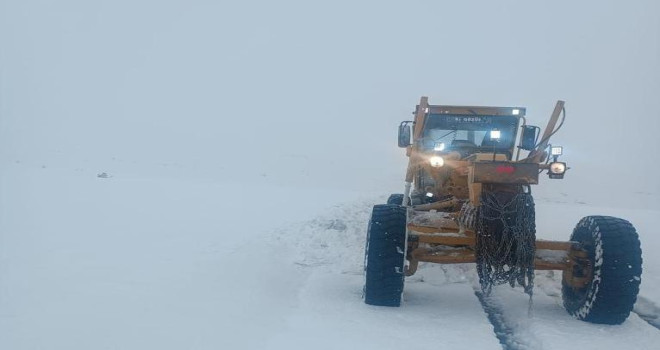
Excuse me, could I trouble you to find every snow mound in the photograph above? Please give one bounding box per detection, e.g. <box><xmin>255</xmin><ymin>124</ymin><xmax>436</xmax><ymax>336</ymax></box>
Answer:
<box><xmin>272</xmin><ymin>199</ymin><xmax>478</xmax><ymax>286</ymax></box>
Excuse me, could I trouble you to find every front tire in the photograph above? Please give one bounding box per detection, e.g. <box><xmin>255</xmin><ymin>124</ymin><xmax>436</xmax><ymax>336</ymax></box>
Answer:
<box><xmin>562</xmin><ymin>216</ymin><xmax>642</xmax><ymax>324</ymax></box>
<box><xmin>364</xmin><ymin>204</ymin><xmax>407</xmax><ymax>306</ymax></box>
<box><xmin>387</xmin><ymin>193</ymin><xmax>408</xmax><ymax>205</ymax></box>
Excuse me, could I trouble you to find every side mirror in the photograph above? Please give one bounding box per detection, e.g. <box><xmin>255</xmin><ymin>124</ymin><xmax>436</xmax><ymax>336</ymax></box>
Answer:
<box><xmin>398</xmin><ymin>122</ymin><xmax>412</xmax><ymax>148</ymax></box>
<box><xmin>520</xmin><ymin>125</ymin><xmax>539</xmax><ymax>151</ymax></box>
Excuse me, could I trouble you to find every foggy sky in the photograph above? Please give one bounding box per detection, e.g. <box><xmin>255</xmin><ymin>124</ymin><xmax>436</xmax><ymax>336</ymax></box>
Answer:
<box><xmin>1</xmin><ymin>0</ymin><xmax>658</xmax><ymax>207</ymax></box>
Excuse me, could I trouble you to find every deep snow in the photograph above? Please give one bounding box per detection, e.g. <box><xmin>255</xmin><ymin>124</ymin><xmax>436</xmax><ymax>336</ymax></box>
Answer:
<box><xmin>1</xmin><ymin>162</ymin><xmax>658</xmax><ymax>350</ymax></box>
<box><xmin>1</xmin><ymin>1</ymin><xmax>659</xmax><ymax>349</ymax></box>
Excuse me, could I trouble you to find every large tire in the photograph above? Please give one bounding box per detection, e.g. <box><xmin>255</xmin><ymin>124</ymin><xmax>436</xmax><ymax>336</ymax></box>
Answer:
<box><xmin>364</xmin><ymin>204</ymin><xmax>407</xmax><ymax>306</ymax></box>
<box><xmin>386</xmin><ymin>193</ymin><xmax>408</xmax><ymax>205</ymax></box>
<box><xmin>562</xmin><ymin>216</ymin><xmax>642</xmax><ymax>324</ymax></box>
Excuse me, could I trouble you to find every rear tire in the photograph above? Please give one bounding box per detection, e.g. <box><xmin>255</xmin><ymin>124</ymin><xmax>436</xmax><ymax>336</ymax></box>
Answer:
<box><xmin>562</xmin><ymin>216</ymin><xmax>642</xmax><ymax>324</ymax></box>
<box><xmin>386</xmin><ymin>194</ymin><xmax>408</xmax><ymax>205</ymax></box>
<box><xmin>364</xmin><ymin>204</ymin><xmax>407</xmax><ymax>306</ymax></box>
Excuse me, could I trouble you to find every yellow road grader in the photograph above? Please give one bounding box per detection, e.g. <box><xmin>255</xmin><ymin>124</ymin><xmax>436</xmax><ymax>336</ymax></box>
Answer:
<box><xmin>364</xmin><ymin>97</ymin><xmax>642</xmax><ymax>325</ymax></box>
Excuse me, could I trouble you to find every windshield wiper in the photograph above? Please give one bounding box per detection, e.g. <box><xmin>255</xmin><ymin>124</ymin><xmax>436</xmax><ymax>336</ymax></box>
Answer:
<box><xmin>434</xmin><ymin>129</ymin><xmax>457</xmax><ymax>141</ymax></box>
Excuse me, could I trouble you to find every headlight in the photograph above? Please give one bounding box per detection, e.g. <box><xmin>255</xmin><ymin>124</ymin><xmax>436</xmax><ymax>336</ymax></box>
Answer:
<box><xmin>429</xmin><ymin>156</ymin><xmax>444</xmax><ymax>167</ymax></box>
<box><xmin>433</xmin><ymin>142</ymin><xmax>445</xmax><ymax>151</ymax></box>
<box><xmin>490</xmin><ymin>130</ymin><xmax>501</xmax><ymax>140</ymax></box>
<box><xmin>549</xmin><ymin>162</ymin><xmax>566</xmax><ymax>174</ymax></box>
<box><xmin>551</xmin><ymin>146</ymin><xmax>563</xmax><ymax>156</ymax></box>
<box><xmin>549</xmin><ymin>162</ymin><xmax>567</xmax><ymax>179</ymax></box>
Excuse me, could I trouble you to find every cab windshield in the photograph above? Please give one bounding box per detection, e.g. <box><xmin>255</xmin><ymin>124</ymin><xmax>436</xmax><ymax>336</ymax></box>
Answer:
<box><xmin>421</xmin><ymin>114</ymin><xmax>519</xmax><ymax>152</ymax></box>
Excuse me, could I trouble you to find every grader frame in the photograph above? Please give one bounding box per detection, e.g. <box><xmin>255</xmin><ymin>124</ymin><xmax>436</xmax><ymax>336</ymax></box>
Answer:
<box><xmin>366</xmin><ymin>97</ymin><xmax>641</xmax><ymax>325</ymax></box>
<box><xmin>400</xmin><ymin>97</ymin><xmax>588</xmax><ymax>289</ymax></box>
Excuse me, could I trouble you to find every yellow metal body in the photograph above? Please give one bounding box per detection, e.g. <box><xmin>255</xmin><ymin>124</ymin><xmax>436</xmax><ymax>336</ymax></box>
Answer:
<box><xmin>402</xmin><ymin>97</ymin><xmax>581</xmax><ymax>283</ymax></box>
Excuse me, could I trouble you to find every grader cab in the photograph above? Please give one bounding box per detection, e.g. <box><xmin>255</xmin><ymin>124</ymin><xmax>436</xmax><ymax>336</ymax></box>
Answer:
<box><xmin>364</xmin><ymin>97</ymin><xmax>642</xmax><ymax>325</ymax></box>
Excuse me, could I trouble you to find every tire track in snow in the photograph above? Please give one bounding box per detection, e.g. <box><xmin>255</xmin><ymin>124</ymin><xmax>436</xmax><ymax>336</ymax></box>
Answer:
<box><xmin>632</xmin><ymin>296</ymin><xmax>660</xmax><ymax>330</ymax></box>
<box><xmin>475</xmin><ymin>291</ymin><xmax>540</xmax><ymax>350</ymax></box>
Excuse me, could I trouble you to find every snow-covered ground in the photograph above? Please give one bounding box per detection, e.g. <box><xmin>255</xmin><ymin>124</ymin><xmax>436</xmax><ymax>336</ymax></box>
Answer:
<box><xmin>1</xmin><ymin>162</ymin><xmax>658</xmax><ymax>350</ymax></box>
<box><xmin>2</xmin><ymin>1</ymin><xmax>658</xmax><ymax>349</ymax></box>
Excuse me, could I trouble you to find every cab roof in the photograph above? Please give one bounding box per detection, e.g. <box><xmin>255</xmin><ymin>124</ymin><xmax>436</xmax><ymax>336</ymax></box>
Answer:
<box><xmin>415</xmin><ymin>105</ymin><xmax>526</xmax><ymax>117</ymax></box>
